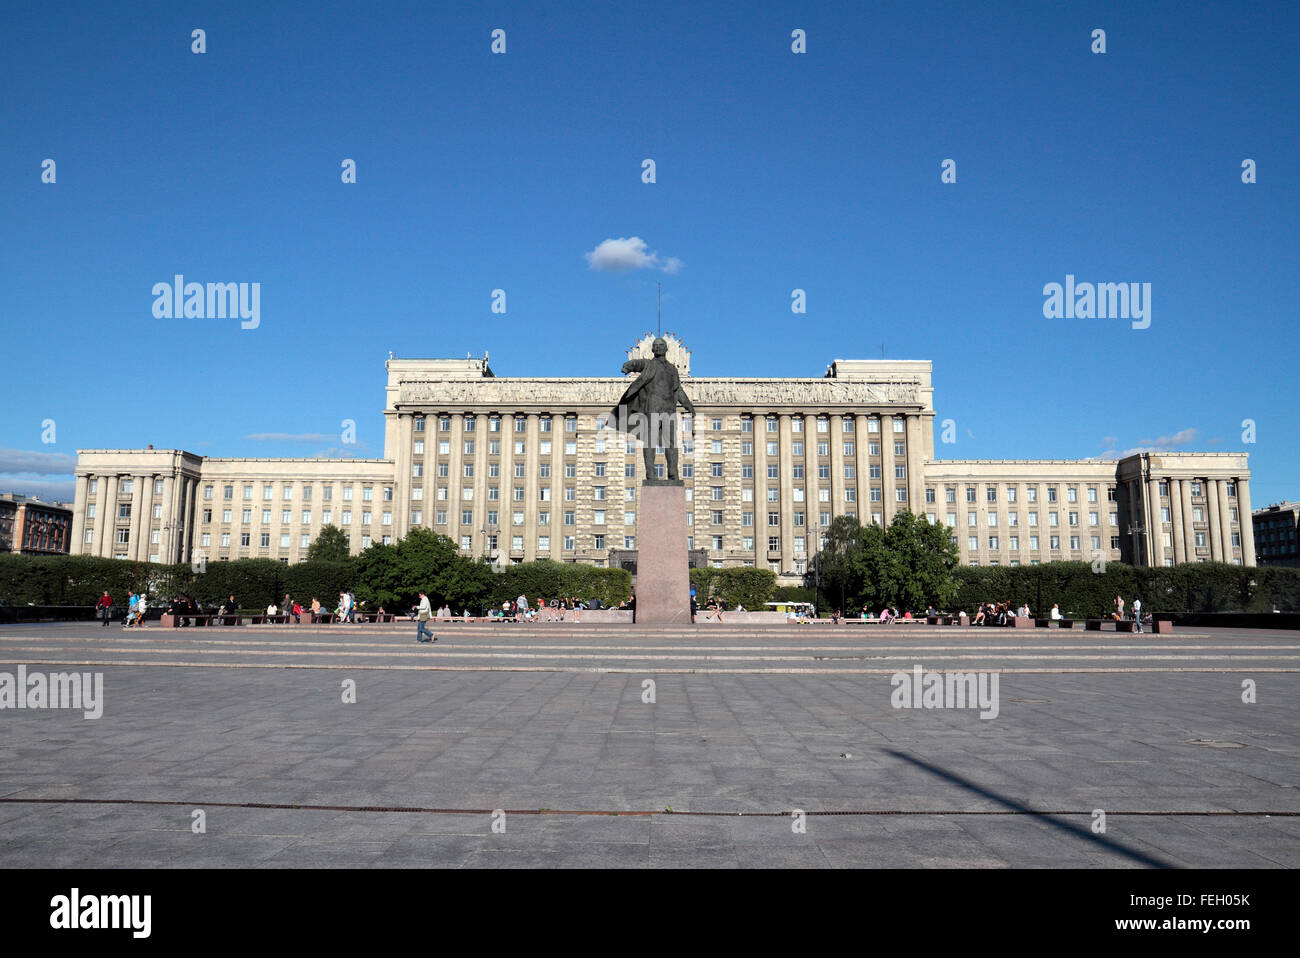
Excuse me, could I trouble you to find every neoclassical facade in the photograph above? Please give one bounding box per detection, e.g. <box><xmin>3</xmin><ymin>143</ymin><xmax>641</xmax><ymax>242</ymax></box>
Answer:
<box><xmin>71</xmin><ymin>336</ymin><xmax>1256</xmax><ymax>578</ymax></box>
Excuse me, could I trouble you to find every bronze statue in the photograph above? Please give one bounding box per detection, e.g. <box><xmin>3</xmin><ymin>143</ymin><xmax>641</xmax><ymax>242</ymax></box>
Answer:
<box><xmin>612</xmin><ymin>337</ymin><xmax>695</xmax><ymax>481</ymax></box>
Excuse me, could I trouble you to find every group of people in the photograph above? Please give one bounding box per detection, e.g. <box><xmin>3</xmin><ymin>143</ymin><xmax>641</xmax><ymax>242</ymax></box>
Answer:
<box><xmin>1114</xmin><ymin>595</ymin><xmax>1145</xmax><ymax>632</ymax></box>
<box><xmin>95</xmin><ymin>590</ymin><xmax>151</xmax><ymax>628</ymax></box>
<box><xmin>972</xmin><ymin>601</ymin><xmax>1019</xmax><ymax>626</ymax></box>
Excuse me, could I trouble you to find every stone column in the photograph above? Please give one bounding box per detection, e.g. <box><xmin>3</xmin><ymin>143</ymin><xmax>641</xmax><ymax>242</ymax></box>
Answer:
<box><xmin>828</xmin><ymin>415</ymin><xmax>844</xmax><ymax>523</ymax></box>
<box><xmin>1217</xmin><ymin>479</ymin><xmax>1235</xmax><ymax>563</ymax></box>
<box><xmin>473</xmin><ymin>414</ymin><xmax>489</xmax><ymax>556</ymax></box>
<box><xmin>754</xmin><ymin>416</ymin><xmax>769</xmax><ymax>565</ymax></box>
<box><xmin>1179</xmin><ymin>478</ymin><xmax>1195</xmax><ymax>563</ymax></box>
<box><xmin>549</xmin><ymin>414</ymin><xmax>565</xmax><ymax>560</ymax></box>
<box><xmin>1146</xmin><ymin>477</ymin><xmax>1162</xmax><ymax>566</ymax></box>
<box><xmin>500</xmin><ymin>414</ymin><xmax>516</xmax><ymax>558</ymax></box>
<box><xmin>1169</xmin><ymin>479</ymin><xmax>1186</xmax><ymax>564</ymax></box>
<box><xmin>880</xmin><ymin>416</ymin><xmax>896</xmax><ymax>525</ymax></box>
<box><xmin>855</xmin><ymin>415</ymin><xmax>872</xmax><ymax>528</ymax></box>
<box><xmin>801</xmin><ymin>414</ymin><xmax>817</xmax><ymax>562</ymax></box>
<box><xmin>1206</xmin><ymin>478</ymin><xmax>1223</xmax><ymax>560</ymax></box>
<box><xmin>71</xmin><ymin>475</ymin><xmax>88</xmax><ymax>553</ymax></box>
<box><xmin>1238</xmin><ymin>477</ymin><xmax>1256</xmax><ymax>566</ymax></box>
<box><xmin>161</xmin><ymin>475</ymin><xmax>176</xmax><ymax>562</ymax></box>
<box><xmin>129</xmin><ymin>475</ymin><xmax>148</xmax><ymax>561</ymax></box>
<box><xmin>447</xmin><ymin>414</ymin><xmax>465</xmax><ymax>551</ymax></box>
<box><xmin>777</xmin><ymin>414</ymin><xmax>794</xmax><ymax>574</ymax></box>
<box><xmin>394</xmin><ymin>412</ymin><xmax>412</xmax><ymax>539</ymax></box>
<box><xmin>524</xmin><ymin>413</ymin><xmax>540</xmax><ymax>561</ymax></box>
<box><xmin>89</xmin><ymin>475</ymin><xmax>107</xmax><ymax>556</ymax></box>
<box><xmin>101</xmin><ymin>475</ymin><xmax>119</xmax><ymax>557</ymax></box>
<box><xmin>181</xmin><ymin>477</ymin><xmax>197</xmax><ymax>561</ymax></box>
<box><xmin>905</xmin><ymin>414</ymin><xmax>924</xmax><ymax>508</ymax></box>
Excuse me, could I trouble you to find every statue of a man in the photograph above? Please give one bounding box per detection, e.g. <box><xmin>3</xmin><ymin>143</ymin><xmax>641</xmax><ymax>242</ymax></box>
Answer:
<box><xmin>612</xmin><ymin>337</ymin><xmax>695</xmax><ymax>481</ymax></box>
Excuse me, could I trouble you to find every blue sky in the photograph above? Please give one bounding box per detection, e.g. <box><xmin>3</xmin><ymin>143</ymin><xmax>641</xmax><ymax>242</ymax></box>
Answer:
<box><xmin>2</xmin><ymin>0</ymin><xmax>1297</xmax><ymax>506</ymax></box>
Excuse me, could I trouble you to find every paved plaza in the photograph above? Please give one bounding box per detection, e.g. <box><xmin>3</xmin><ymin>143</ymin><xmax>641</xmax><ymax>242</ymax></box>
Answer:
<box><xmin>1</xmin><ymin>621</ymin><xmax>1297</xmax><ymax>868</ymax></box>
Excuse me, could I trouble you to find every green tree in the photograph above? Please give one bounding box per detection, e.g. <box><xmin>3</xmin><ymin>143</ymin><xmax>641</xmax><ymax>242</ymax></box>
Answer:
<box><xmin>307</xmin><ymin>524</ymin><xmax>351</xmax><ymax>563</ymax></box>
<box><xmin>814</xmin><ymin>515</ymin><xmax>867</xmax><ymax>612</ymax></box>
<box><xmin>877</xmin><ymin>510</ymin><xmax>960</xmax><ymax>611</ymax></box>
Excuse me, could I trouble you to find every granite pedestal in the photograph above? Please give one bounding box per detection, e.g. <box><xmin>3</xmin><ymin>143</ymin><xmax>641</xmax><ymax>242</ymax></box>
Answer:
<box><xmin>635</xmin><ymin>480</ymin><xmax>691</xmax><ymax>624</ymax></box>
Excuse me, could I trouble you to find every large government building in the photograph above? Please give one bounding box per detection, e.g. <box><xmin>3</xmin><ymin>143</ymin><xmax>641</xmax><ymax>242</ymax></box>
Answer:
<box><xmin>71</xmin><ymin>335</ymin><xmax>1257</xmax><ymax>580</ymax></box>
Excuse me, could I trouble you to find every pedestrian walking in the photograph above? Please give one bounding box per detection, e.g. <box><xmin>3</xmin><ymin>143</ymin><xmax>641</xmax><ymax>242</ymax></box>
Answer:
<box><xmin>1133</xmin><ymin>597</ymin><xmax>1143</xmax><ymax>633</ymax></box>
<box><xmin>96</xmin><ymin>590</ymin><xmax>113</xmax><ymax>627</ymax></box>
<box><xmin>414</xmin><ymin>591</ymin><xmax>435</xmax><ymax>643</ymax></box>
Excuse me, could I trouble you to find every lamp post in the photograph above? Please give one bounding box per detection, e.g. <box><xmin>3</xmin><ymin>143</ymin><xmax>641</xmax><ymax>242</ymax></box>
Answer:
<box><xmin>1128</xmin><ymin>521</ymin><xmax>1145</xmax><ymax>568</ymax></box>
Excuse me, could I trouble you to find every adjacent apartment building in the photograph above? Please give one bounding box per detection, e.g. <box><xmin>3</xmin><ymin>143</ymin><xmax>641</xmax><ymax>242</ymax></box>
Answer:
<box><xmin>0</xmin><ymin>493</ymin><xmax>73</xmax><ymax>555</ymax></box>
<box><xmin>71</xmin><ymin>335</ymin><xmax>1256</xmax><ymax>581</ymax></box>
<box><xmin>1253</xmin><ymin>501</ymin><xmax>1300</xmax><ymax>567</ymax></box>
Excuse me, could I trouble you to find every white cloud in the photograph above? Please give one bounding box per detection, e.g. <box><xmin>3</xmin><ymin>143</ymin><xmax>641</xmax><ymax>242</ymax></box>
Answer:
<box><xmin>584</xmin><ymin>237</ymin><xmax>683</xmax><ymax>274</ymax></box>
<box><xmin>1134</xmin><ymin>428</ymin><xmax>1198</xmax><ymax>450</ymax></box>
<box><xmin>309</xmin><ymin>445</ymin><xmax>373</xmax><ymax>459</ymax></box>
<box><xmin>0</xmin><ymin>477</ymin><xmax>75</xmax><ymax>502</ymax></box>
<box><xmin>1095</xmin><ymin>427</ymin><xmax>1200</xmax><ymax>459</ymax></box>
<box><xmin>0</xmin><ymin>447</ymin><xmax>76</xmax><ymax>475</ymax></box>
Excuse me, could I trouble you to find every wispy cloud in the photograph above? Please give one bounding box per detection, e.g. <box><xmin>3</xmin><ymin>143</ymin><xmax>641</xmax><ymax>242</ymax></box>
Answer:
<box><xmin>0</xmin><ymin>477</ymin><xmax>76</xmax><ymax>502</ymax></box>
<box><xmin>308</xmin><ymin>446</ymin><xmax>374</xmax><ymax>459</ymax></box>
<box><xmin>0</xmin><ymin>446</ymin><xmax>77</xmax><ymax>475</ymax></box>
<box><xmin>584</xmin><ymin>236</ymin><xmax>683</xmax><ymax>274</ymax></box>
<box><xmin>1096</xmin><ymin>427</ymin><xmax>1200</xmax><ymax>459</ymax></box>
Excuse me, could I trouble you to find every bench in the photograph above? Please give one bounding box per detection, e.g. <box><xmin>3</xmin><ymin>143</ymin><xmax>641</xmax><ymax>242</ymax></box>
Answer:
<box><xmin>249</xmin><ymin>614</ymin><xmax>291</xmax><ymax>625</ymax></box>
<box><xmin>1035</xmin><ymin>618</ymin><xmax>1075</xmax><ymax>628</ymax></box>
<box><xmin>160</xmin><ymin>613</ymin><xmax>217</xmax><ymax>627</ymax></box>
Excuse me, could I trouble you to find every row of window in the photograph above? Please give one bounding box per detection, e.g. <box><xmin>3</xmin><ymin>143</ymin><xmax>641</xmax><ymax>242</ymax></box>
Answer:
<box><xmin>417</xmin><ymin>414</ymin><xmax>910</xmax><ymax>434</ymax></box>
<box><xmin>923</xmin><ymin>481</ymin><xmax>1239</xmax><ymax>505</ymax></box>
<box><xmin>926</xmin><ymin>485</ymin><xmax>1114</xmax><ymax>504</ymax></box>
<box><xmin>411</xmin><ymin>485</ymin><xmax>909</xmax><ymax>505</ymax></box>
<box><xmin>415</xmin><ymin>439</ymin><xmax>907</xmax><ymax>460</ymax></box>
<box><xmin>471</xmin><ymin>534</ymin><xmax>803</xmax><ymax>554</ymax></box>
<box><xmin>940</xmin><ymin>511</ymin><xmax>1120</xmax><ymax>528</ymax></box>
<box><xmin>84</xmin><ymin>478</ymin><xmax>390</xmax><ymax>502</ymax></box>
<box><xmin>958</xmin><ymin>531</ymin><xmax>1241</xmax><ymax>553</ymax></box>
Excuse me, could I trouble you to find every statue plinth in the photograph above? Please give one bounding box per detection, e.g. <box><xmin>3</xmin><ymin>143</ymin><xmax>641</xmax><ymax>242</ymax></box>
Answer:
<box><xmin>634</xmin><ymin>484</ymin><xmax>691</xmax><ymax>625</ymax></box>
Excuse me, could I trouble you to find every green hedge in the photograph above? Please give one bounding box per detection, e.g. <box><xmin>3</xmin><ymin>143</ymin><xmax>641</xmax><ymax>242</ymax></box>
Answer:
<box><xmin>489</xmin><ymin>560</ymin><xmax>631</xmax><ymax>610</ymax></box>
<box><xmin>13</xmin><ymin>550</ymin><xmax>1292</xmax><ymax>620</ymax></box>
<box><xmin>951</xmin><ymin>561</ymin><xmax>1300</xmax><ymax>618</ymax></box>
<box><xmin>689</xmin><ymin>566</ymin><xmax>777</xmax><ymax>609</ymax></box>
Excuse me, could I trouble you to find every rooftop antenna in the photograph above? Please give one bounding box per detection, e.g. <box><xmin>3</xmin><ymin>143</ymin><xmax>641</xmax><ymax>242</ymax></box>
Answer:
<box><xmin>657</xmin><ymin>282</ymin><xmax>662</xmax><ymax>338</ymax></box>
<box><xmin>880</xmin><ymin>343</ymin><xmax>885</xmax><ymax>359</ymax></box>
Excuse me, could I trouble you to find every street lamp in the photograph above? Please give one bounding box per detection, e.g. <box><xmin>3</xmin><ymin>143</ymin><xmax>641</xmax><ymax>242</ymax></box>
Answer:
<box><xmin>1127</xmin><ymin>521</ymin><xmax>1145</xmax><ymax>566</ymax></box>
<box><xmin>162</xmin><ymin>521</ymin><xmax>178</xmax><ymax>564</ymax></box>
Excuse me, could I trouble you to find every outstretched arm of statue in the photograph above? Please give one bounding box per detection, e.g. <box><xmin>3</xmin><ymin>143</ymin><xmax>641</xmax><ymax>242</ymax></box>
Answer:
<box><xmin>677</xmin><ymin>387</ymin><xmax>695</xmax><ymax>416</ymax></box>
<box><xmin>621</xmin><ymin>359</ymin><xmax>648</xmax><ymax>374</ymax></box>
